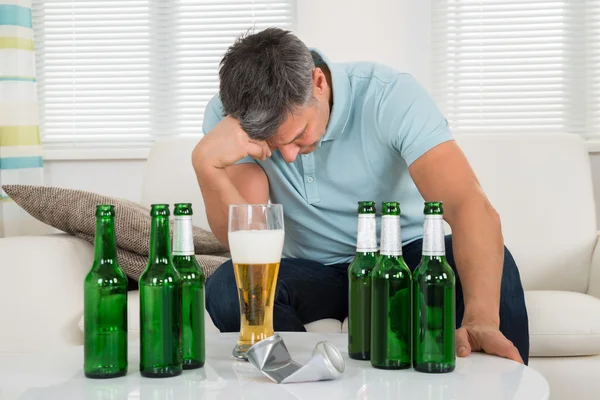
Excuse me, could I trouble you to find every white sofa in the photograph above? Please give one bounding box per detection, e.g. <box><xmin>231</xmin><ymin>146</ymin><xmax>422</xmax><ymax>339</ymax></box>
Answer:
<box><xmin>1</xmin><ymin>133</ymin><xmax>600</xmax><ymax>399</ymax></box>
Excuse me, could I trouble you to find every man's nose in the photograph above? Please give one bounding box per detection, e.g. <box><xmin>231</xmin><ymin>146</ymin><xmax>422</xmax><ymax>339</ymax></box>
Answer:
<box><xmin>280</xmin><ymin>144</ymin><xmax>299</xmax><ymax>163</ymax></box>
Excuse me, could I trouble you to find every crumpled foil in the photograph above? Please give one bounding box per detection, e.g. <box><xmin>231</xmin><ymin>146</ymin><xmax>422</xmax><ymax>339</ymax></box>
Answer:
<box><xmin>246</xmin><ymin>333</ymin><xmax>345</xmax><ymax>384</ymax></box>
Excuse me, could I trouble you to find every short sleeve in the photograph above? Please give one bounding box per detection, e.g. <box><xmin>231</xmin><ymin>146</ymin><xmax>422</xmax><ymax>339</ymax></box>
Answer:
<box><xmin>376</xmin><ymin>74</ymin><xmax>453</xmax><ymax>166</ymax></box>
<box><xmin>202</xmin><ymin>94</ymin><xmax>257</xmax><ymax>165</ymax></box>
<box><xmin>202</xmin><ymin>94</ymin><xmax>225</xmax><ymax>134</ymax></box>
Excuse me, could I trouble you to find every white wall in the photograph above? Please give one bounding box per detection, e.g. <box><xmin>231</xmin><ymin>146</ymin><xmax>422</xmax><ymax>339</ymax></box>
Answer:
<box><xmin>296</xmin><ymin>0</ymin><xmax>432</xmax><ymax>89</ymax></box>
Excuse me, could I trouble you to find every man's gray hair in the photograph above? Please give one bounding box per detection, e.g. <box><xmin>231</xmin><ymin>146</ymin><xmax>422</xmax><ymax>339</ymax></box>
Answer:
<box><xmin>218</xmin><ymin>27</ymin><xmax>315</xmax><ymax>140</ymax></box>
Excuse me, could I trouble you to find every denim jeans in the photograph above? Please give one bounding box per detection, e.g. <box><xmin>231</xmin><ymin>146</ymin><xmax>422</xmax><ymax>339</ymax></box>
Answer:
<box><xmin>205</xmin><ymin>234</ymin><xmax>530</xmax><ymax>364</ymax></box>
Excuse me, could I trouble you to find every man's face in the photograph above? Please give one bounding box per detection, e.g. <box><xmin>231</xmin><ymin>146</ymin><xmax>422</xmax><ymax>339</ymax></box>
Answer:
<box><xmin>266</xmin><ymin>68</ymin><xmax>331</xmax><ymax>163</ymax></box>
<box><xmin>266</xmin><ymin>101</ymin><xmax>329</xmax><ymax>163</ymax></box>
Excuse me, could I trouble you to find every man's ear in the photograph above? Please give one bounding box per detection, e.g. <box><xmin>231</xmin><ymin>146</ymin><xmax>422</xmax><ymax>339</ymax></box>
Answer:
<box><xmin>313</xmin><ymin>67</ymin><xmax>327</xmax><ymax>94</ymax></box>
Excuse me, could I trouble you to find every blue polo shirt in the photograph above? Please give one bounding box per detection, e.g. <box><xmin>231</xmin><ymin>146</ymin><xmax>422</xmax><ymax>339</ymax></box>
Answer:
<box><xmin>202</xmin><ymin>48</ymin><xmax>453</xmax><ymax>265</ymax></box>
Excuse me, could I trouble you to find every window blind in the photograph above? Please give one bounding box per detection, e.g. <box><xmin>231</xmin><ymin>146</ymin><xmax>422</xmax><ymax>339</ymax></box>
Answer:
<box><xmin>431</xmin><ymin>0</ymin><xmax>597</xmax><ymax>137</ymax></box>
<box><xmin>32</xmin><ymin>0</ymin><xmax>296</xmax><ymax>147</ymax></box>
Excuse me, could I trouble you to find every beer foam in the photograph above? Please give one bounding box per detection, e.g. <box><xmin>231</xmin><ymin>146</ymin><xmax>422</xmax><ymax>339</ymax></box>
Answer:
<box><xmin>228</xmin><ymin>229</ymin><xmax>285</xmax><ymax>264</ymax></box>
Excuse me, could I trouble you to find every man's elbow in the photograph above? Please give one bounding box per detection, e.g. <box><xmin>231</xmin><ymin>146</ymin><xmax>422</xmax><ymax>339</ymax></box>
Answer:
<box><xmin>191</xmin><ymin>142</ymin><xmax>205</xmax><ymax>175</ymax></box>
<box><xmin>485</xmin><ymin>199</ymin><xmax>502</xmax><ymax>231</ymax></box>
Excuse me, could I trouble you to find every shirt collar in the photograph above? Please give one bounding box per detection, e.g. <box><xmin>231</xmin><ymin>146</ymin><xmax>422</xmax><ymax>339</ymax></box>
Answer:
<box><xmin>309</xmin><ymin>48</ymin><xmax>352</xmax><ymax>144</ymax></box>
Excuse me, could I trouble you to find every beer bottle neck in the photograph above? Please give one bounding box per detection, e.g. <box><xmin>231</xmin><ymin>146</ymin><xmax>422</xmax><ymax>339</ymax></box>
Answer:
<box><xmin>356</xmin><ymin>213</ymin><xmax>377</xmax><ymax>253</ymax></box>
<box><xmin>380</xmin><ymin>215</ymin><xmax>402</xmax><ymax>256</ymax></box>
<box><xmin>149</xmin><ymin>215</ymin><xmax>172</xmax><ymax>264</ymax></box>
<box><xmin>173</xmin><ymin>215</ymin><xmax>194</xmax><ymax>256</ymax></box>
<box><xmin>422</xmin><ymin>214</ymin><xmax>445</xmax><ymax>257</ymax></box>
<box><xmin>93</xmin><ymin>215</ymin><xmax>117</xmax><ymax>264</ymax></box>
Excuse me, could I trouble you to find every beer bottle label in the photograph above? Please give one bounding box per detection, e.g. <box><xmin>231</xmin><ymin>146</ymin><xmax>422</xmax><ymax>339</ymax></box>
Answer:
<box><xmin>356</xmin><ymin>214</ymin><xmax>377</xmax><ymax>253</ymax></box>
<box><xmin>422</xmin><ymin>215</ymin><xmax>445</xmax><ymax>256</ymax></box>
<box><xmin>380</xmin><ymin>215</ymin><xmax>402</xmax><ymax>256</ymax></box>
<box><xmin>173</xmin><ymin>215</ymin><xmax>194</xmax><ymax>256</ymax></box>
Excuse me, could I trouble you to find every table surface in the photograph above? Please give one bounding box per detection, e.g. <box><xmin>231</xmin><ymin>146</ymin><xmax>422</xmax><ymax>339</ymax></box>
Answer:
<box><xmin>0</xmin><ymin>332</ymin><xmax>549</xmax><ymax>400</ymax></box>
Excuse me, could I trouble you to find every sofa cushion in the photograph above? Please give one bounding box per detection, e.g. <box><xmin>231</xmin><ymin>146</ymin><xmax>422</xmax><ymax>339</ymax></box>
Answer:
<box><xmin>455</xmin><ymin>134</ymin><xmax>597</xmax><ymax>293</ymax></box>
<box><xmin>305</xmin><ymin>319</ymin><xmax>343</xmax><ymax>333</ymax></box>
<box><xmin>2</xmin><ymin>184</ymin><xmax>229</xmax><ymax>279</ymax></box>
<box><xmin>527</xmin><ymin>290</ymin><xmax>600</xmax><ymax>357</ymax></box>
<box><xmin>0</xmin><ymin>234</ymin><xmax>92</xmax><ymax>352</ymax></box>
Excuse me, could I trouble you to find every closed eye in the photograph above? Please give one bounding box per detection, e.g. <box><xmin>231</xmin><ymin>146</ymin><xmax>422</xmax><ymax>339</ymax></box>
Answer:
<box><xmin>283</xmin><ymin>126</ymin><xmax>307</xmax><ymax>146</ymax></box>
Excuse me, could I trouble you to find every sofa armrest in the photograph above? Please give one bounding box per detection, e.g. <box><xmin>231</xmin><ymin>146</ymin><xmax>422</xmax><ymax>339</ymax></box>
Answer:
<box><xmin>588</xmin><ymin>232</ymin><xmax>600</xmax><ymax>299</ymax></box>
<box><xmin>0</xmin><ymin>234</ymin><xmax>94</xmax><ymax>353</ymax></box>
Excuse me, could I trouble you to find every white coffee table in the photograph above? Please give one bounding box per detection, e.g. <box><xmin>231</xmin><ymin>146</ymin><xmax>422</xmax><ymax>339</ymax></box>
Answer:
<box><xmin>0</xmin><ymin>332</ymin><xmax>549</xmax><ymax>400</ymax></box>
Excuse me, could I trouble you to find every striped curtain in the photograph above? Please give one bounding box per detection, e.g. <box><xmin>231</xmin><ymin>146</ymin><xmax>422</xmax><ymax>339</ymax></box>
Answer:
<box><xmin>0</xmin><ymin>0</ymin><xmax>44</xmax><ymax>237</ymax></box>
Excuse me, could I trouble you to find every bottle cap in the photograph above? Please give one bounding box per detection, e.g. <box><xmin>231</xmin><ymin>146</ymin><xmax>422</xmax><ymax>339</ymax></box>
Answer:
<box><xmin>382</xmin><ymin>201</ymin><xmax>400</xmax><ymax>216</ymax></box>
<box><xmin>358</xmin><ymin>201</ymin><xmax>376</xmax><ymax>214</ymax></box>
<box><xmin>424</xmin><ymin>201</ymin><xmax>443</xmax><ymax>215</ymax></box>
<box><xmin>174</xmin><ymin>203</ymin><xmax>193</xmax><ymax>216</ymax></box>
<box><xmin>95</xmin><ymin>204</ymin><xmax>115</xmax><ymax>217</ymax></box>
<box><xmin>150</xmin><ymin>203</ymin><xmax>170</xmax><ymax>217</ymax></box>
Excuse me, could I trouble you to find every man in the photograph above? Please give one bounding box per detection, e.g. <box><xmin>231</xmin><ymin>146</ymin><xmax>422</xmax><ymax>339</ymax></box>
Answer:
<box><xmin>192</xmin><ymin>28</ymin><xmax>529</xmax><ymax>364</ymax></box>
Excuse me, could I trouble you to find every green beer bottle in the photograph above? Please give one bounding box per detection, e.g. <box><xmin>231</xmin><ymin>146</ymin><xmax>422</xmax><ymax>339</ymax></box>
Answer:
<box><xmin>371</xmin><ymin>201</ymin><xmax>412</xmax><ymax>369</ymax></box>
<box><xmin>348</xmin><ymin>201</ymin><xmax>378</xmax><ymax>360</ymax></box>
<box><xmin>172</xmin><ymin>203</ymin><xmax>205</xmax><ymax>370</ymax></box>
<box><xmin>84</xmin><ymin>204</ymin><xmax>128</xmax><ymax>379</ymax></box>
<box><xmin>139</xmin><ymin>204</ymin><xmax>183</xmax><ymax>378</ymax></box>
<box><xmin>413</xmin><ymin>201</ymin><xmax>456</xmax><ymax>373</ymax></box>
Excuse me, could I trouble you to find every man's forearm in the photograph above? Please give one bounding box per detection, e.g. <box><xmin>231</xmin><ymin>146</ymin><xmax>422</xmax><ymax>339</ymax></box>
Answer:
<box><xmin>447</xmin><ymin>197</ymin><xmax>503</xmax><ymax>326</ymax></box>
<box><xmin>195</xmin><ymin>165</ymin><xmax>247</xmax><ymax>249</ymax></box>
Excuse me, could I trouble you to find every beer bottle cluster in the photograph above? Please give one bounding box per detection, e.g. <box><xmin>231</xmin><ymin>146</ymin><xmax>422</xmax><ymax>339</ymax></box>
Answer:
<box><xmin>83</xmin><ymin>203</ymin><xmax>206</xmax><ymax>379</ymax></box>
<box><xmin>348</xmin><ymin>201</ymin><xmax>456</xmax><ymax>373</ymax></box>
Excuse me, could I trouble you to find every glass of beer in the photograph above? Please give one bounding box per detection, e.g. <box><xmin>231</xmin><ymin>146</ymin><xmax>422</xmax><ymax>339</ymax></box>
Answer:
<box><xmin>228</xmin><ymin>204</ymin><xmax>285</xmax><ymax>360</ymax></box>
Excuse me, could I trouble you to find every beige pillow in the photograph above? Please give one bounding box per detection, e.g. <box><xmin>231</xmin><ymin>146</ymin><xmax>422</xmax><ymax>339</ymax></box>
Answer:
<box><xmin>2</xmin><ymin>184</ymin><xmax>229</xmax><ymax>279</ymax></box>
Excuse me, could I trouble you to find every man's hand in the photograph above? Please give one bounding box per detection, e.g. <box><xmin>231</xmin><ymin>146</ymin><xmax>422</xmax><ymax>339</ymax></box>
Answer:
<box><xmin>193</xmin><ymin>115</ymin><xmax>271</xmax><ymax>172</ymax></box>
<box><xmin>192</xmin><ymin>115</ymin><xmax>270</xmax><ymax>248</ymax></box>
<box><xmin>456</xmin><ymin>323</ymin><xmax>523</xmax><ymax>364</ymax></box>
